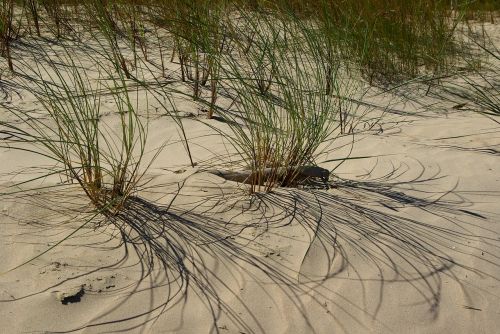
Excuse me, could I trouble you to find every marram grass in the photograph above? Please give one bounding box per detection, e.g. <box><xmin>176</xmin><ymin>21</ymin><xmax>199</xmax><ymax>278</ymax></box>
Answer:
<box><xmin>1</xmin><ymin>41</ymin><xmax>153</xmax><ymax>216</ymax></box>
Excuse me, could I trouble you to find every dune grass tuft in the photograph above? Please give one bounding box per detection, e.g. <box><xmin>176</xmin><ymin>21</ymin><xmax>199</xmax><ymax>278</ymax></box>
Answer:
<box><xmin>207</xmin><ymin>11</ymin><xmax>352</xmax><ymax>193</ymax></box>
<box><xmin>435</xmin><ymin>33</ymin><xmax>499</xmax><ymax>121</ymax></box>
<box><xmin>1</xmin><ymin>42</ymin><xmax>153</xmax><ymax>216</ymax></box>
<box><xmin>0</xmin><ymin>0</ymin><xmax>14</xmax><ymax>71</ymax></box>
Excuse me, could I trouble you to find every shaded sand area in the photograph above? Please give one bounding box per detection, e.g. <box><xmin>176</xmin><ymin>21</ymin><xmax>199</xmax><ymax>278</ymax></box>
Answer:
<box><xmin>1</xmin><ymin>27</ymin><xmax>500</xmax><ymax>334</ymax></box>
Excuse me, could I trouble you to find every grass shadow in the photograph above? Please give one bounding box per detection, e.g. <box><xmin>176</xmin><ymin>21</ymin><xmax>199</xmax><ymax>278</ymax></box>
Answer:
<box><xmin>0</xmin><ymin>162</ymin><xmax>499</xmax><ymax>333</ymax></box>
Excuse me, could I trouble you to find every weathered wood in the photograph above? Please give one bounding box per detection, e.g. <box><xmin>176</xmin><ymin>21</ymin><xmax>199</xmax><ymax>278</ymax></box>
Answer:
<box><xmin>207</xmin><ymin>166</ymin><xmax>329</xmax><ymax>185</ymax></box>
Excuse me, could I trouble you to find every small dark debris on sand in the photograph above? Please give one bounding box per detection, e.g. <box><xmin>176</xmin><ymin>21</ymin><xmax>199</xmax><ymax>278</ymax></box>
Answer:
<box><xmin>53</xmin><ymin>285</ymin><xmax>85</xmax><ymax>305</ymax></box>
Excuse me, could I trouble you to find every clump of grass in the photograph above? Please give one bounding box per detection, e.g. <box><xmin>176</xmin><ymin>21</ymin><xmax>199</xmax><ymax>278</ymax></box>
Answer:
<box><xmin>232</xmin><ymin>10</ymin><xmax>282</xmax><ymax>96</ymax></box>
<box><xmin>169</xmin><ymin>1</ymin><xmax>211</xmax><ymax>97</ymax></box>
<box><xmin>122</xmin><ymin>3</ymin><xmax>149</xmax><ymax>65</ymax></box>
<box><xmin>224</xmin><ymin>0</ymin><xmax>472</xmax><ymax>83</ymax></box>
<box><xmin>0</xmin><ymin>0</ymin><xmax>14</xmax><ymax>71</ymax></box>
<box><xmin>39</xmin><ymin>0</ymin><xmax>71</xmax><ymax>38</ymax></box>
<box><xmin>96</xmin><ymin>1</ymin><xmax>149</xmax><ymax>68</ymax></box>
<box><xmin>212</xmin><ymin>11</ymin><xmax>350</xmax><ymax>193</ymax></box>
<box><xmin>86</xmin><ymin>0</ymin><xmax>132</xmax><ymax>79</ymax></box>
<box><xmin>463</xmin><ymin>0</ymin><xmax>500</xmax><ymax>23</ymax></box>
<box><xmin>155</xmin><ymin>0</ymin><xmax>229</xmax><ymax>112</ymax></box>
<box><xmin>3</xmin><ymin>1</ymin><xmax>497</xmax><ymax>84</ymax></box>
<box><xmin>328</xmin><ymin>0</ymin><xmax>463</xmax><ymax>83</ymax></box>
<box><xmin>24</xmin><ymin>0</ymin><xmax>41</xmax><ymax>37</ymax></box>
<box><xmin>0</xmin><ymin>42</ymin><xmax>152</xmax><ymax>216</ymax></box>
<box><xmin>438</xmin><ymin>35</ymin><xmax>500</xmax><ymax>121</ymax></box>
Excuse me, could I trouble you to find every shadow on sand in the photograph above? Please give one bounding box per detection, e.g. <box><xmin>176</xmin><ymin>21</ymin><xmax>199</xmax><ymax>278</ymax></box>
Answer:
<box><xmin>0</xmin><ymin>161</ymin><xmax>499</xmax><ymax>333</ymax></box>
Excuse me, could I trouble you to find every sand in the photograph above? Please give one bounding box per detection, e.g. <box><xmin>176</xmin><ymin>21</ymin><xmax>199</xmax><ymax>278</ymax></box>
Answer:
<box><xmin>1</xmin><ymin>26</ymin><xmax>500</xmax><ymax>334</ymax></box>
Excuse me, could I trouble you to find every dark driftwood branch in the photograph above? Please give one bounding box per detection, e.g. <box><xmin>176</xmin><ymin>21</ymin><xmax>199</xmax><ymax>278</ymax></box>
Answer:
<box><xmin>207</xmin><ymin>166</ymin><xmax>329</xmax><ymax>185</ymax></box>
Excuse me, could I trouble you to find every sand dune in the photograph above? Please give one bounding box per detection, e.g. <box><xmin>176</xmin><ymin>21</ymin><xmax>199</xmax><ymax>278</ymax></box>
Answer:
<box><xmin>1</xmin><ymin>9</ymin><xmax>500</xmax><ymax>334</ymax></box>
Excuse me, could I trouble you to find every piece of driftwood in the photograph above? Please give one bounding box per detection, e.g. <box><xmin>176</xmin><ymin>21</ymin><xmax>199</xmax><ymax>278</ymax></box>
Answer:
<box><xmin>207</xmin><ymin>166</ymin><xmax>329</xmax><ymax>185</ymax></box>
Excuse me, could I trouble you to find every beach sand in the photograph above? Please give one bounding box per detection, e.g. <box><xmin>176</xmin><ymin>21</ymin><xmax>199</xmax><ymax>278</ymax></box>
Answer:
<box><xmin>1</xmin><ymin>26</ymin><xmax>500</xmax><ymax>334</ymax></box>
